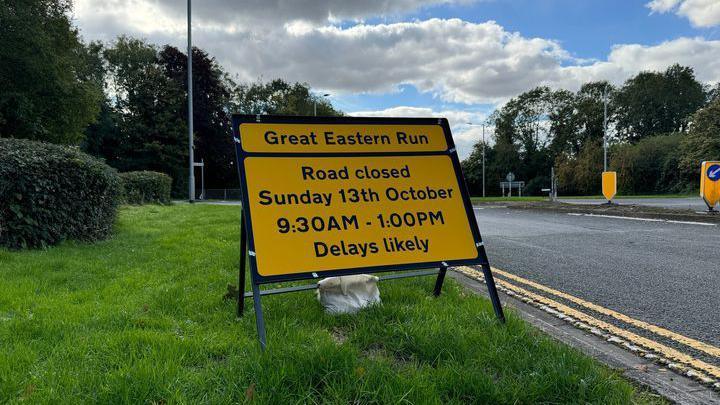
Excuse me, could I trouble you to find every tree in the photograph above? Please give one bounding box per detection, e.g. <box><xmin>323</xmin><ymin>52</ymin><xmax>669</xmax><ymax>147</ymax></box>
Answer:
<box><xmin>233</xmin><ymin>79</ymin><xmax>342</xmax><ymax>117</ymax></box>
<box><xmin>555</xmin><ymin>141</ymin><xmax>604</xmax><ymax>196</ymax></box>
<box><xmin>613</xmin><ymin>64</ymin><xmax>705</xmax><ymax>142</ymax></box>
<box><xmin>483</xmin><ymin>87</ymin><xmax>554</xmax><ymax>195</ymax></box>
<box><xmin>98</xmin><ymin>37</ymin><xmax>188</xmax><ymax>195</ymax></box>
<box><xmin>160</xmin><ymin>45</ymin><xmax>236</xmax><ymax>190</ymax></box>
<box><xmin>678</xmin><ymin>98</ymin><xmax>720</xmax><ymax>187</ymax></box>
<box><xmin>611</xmin><ymin>134</ymin><xmax>683</xmax><ymax>194</ymax></box>
<box><xmin>461</xmin><ymin>140</ymin><xmax>494</xmax><ymax>195</ymax></box>
<box><xmin>0</xmin><ymin>0</ymin><xmax>102</xmax><ymax>144</ymax></box>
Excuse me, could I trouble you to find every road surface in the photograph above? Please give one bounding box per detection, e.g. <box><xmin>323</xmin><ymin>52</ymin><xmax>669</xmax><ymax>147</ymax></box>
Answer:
<box><xmin>558</xmin><ymin>197</ymin><xmax>707</xmax><ymax>211</ymax></box>
<box><xmin>474</xmin><ymin>205</ymin><xmax>720</xmax><ymax>367</ymax></box>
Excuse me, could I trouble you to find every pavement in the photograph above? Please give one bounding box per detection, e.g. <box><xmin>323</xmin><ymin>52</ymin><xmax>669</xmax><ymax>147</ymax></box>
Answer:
<box><xmin>558</xmin><ymin>197</ymin><xmax>707</xmax><ymax>211</ymax></box>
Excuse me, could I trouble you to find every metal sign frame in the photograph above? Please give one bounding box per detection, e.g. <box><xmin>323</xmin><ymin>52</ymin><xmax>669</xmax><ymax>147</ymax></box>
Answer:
<box><xmin>232</xmin><ymin>114</ymin><xmax>505</xmax><ymax>349</ymax></box>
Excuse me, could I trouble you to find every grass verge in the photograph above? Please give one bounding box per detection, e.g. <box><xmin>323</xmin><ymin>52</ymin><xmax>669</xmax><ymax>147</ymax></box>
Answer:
<box><xmin>470</xmin><ymin>194</ymin><xmax>696</xmax><ymax>204</ymax></box>
<box><xmin>0</xmin><ymin>204</ymin><xmax>663</xmax><ymax>403</ymax></box>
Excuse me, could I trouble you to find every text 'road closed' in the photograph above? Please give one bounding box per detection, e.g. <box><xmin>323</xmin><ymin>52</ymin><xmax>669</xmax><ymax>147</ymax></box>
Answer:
<box><xmin>243</xmin><ymin>155</ymin><xmax>479</xmax><ymax>276</ymax></box>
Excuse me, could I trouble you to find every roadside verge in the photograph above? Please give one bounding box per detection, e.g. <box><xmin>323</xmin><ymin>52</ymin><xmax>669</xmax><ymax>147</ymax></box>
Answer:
<box><xmin>451</xmin><ymin>268</ymin><xmax>720</xmax><ymax>405</ymax></box>
<box><xmin>499</xmin><ymin>201</ymin><xmax>720</xmax><ymax>223</ymax></box>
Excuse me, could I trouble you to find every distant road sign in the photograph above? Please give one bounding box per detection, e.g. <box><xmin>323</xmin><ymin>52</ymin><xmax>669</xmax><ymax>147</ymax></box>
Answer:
<box><xmin>700</xmin><ymin>161</ymin><xmax>720</xmax><ymax>210</ymax></box>
<box><xmin>506</xmin><ymin>172</ymin><xmax>515</xmax><ymax>182</ymax></box>
<box><xmin>602</xmin><ymin>171</ymin><xmax>617</xmax><ymax>202</ymax></box>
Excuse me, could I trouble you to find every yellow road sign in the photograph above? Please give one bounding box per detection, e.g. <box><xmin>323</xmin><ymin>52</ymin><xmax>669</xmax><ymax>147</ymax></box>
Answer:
<box><xmin>602</xmin><ymin>171</ymin><xmax>617</xmax><ymax>202</ymax></box>
<box><xmin>239</xmin><ymin>123</ymin><xmax>448</xmax><ymax>153</ymax></box>
<box><xmin>700</xmin><ymin>161</ymin><xmax>720</xmax><ymax>210</ymax></box>
<box><xmin>233</xmin><ymin>116</ymin><xmax>507</xmax><ymax>348</ymax></box>
<box><xmin>244</xmin><ymin>155</ymin><xmax>478</xmax><ymax>277</ymax></box>
<box><xmin>234</xmin><ymin>116</ymin><xmax>485</xmax><ymax>282</ymax></box>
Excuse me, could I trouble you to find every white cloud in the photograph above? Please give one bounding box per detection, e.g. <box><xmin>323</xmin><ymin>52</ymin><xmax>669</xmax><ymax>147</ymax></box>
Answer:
<box><xmin>560</xmin><ymin>37</ymin><xmax>720</xmax><ymax>87</ymax></box>
<box><xmin>73</xmin><ymin>2</ymin><xmax>720</xmax><ymax>110</ymax></box>
<box><xmin>74</xmin><ymin>0</ymin><xmax>468</xmax><ymax>35</ymax></box>
<box><xmin>193</xmin><ymin>19</ymin><xmax>575</xmax><ymax>104</ymax></box>
<box><xmin>646</xmin><ymin>0</ymin><xmax>720</xmax><ymax>27</ymax></box>
<box><xmin>209</xmin><ymin>19</ymin><xmax>720</xmax><ymax>103</ymax></box>
<box><xmin>350</xmin><ymin>106</ymin><xmax>489</xmax><ymax>158</ymax></box>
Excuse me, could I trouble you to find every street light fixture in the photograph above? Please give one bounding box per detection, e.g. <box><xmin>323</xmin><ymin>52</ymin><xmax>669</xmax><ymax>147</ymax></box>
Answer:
<box><xmin>467</xmin><ymin>122</ymin><xmax>487</xmax><ymax>198</ymax></box>
<box><xmin>314</xmin><ymin>93</ymin><xmax>331</xmax><ymax>116</ymax></box>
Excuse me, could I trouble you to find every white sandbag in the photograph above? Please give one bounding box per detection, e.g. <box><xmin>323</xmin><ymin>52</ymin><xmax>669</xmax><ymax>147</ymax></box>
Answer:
<box><xmin>316</xmin><ymin>274</ymin><xmax>380</xmax><ymax>314</ymax></box>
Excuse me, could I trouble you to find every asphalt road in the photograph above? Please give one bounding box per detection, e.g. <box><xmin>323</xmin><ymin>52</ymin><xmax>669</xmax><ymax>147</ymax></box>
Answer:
<box><xmin>558</xmin><ymin>197</ymin><xmax>707</xmax><ymax>211</ymax></box>
<box><xmin>474</xmin><ymin>206</ymin><xmax>720</xmax><ymax>350</ymax></box>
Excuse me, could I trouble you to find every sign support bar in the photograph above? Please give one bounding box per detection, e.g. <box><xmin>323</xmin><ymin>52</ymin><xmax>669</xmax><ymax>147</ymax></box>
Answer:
<box><xmin>433</xmin><ymin>266</ymin><xmax>447</xmax><ymax>296</ymax></box>
<box><xmin>480</xmin><ymin>263</ymin><xmax>506</xmax><ymax>323</ymax></box>
<box><xmin>251</xmin><ymin>277</ymin><xmax>267</xmax><ymax>350</ymax></box>
<box><xmin>237</xmin><ymin>211</ymin><xmax>247</xmax><ymax>317</ymax></box>
<box><xmin>236</xmin><ymin>257</ymin><xmax>504</xmax><ymax>349</ymax></box>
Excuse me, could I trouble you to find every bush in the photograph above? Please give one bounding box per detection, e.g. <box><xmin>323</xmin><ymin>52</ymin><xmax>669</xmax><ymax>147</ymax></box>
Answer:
<box><xmin>679</xmin><ymin>99</ymin><xmax>720</xmax><ymax>188</ymax></box>
<box><xmin>120</xmin><ymin>171</ymin><xmax>172</xmax><ymax>204</ymax></box>
<box><xmin>555</xmin><ymin>141</ymin><xmax>603</xmax><ymax>196</ymax></box>
<box><xmin>0</xmin><ymin>138</ymin><xmax>122</xmax><ymax>249</ymax></box>
<box><xmin>611</xmin><ymin>133</ymin><xmax>684</xmax><ymax>194</ymax></box>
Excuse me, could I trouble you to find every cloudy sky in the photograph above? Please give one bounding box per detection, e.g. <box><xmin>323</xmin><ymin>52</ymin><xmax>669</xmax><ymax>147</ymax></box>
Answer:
<box><xmin>72</xmin><ymin>0</ymin><xmax>720</xmax><ymax>158</ymax></box>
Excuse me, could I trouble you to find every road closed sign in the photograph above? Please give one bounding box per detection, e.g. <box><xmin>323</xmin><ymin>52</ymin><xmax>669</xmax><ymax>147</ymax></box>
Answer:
<box><xmin>700</xmin><ymin>161</ymin><xmax>720</xmax><ymax>210</ymax></box>
<box><xmin>233</xmin><ymin>115</ymin><xmax>487</xmax><ymax>283</ymax></box>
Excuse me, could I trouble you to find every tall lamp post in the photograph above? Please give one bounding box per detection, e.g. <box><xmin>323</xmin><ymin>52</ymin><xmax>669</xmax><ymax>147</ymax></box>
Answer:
<box><xmin>314</xmin><ymin>93</ymin><xmax>330</xmax><ymax>116</ymax></box>
<box><xmin>603</xmin><ymin>84</ymin><xmax>609</xmax><ymax>172</ymax></box>
<box><xmin>467</xmin><ymin>122</ymin><xmax>487</xmax><ymax>198</ymax></box>
<box><xmin>187</xmin><ymin>0</ymin><xmax>195</xmax><ymax>202</ymax></box>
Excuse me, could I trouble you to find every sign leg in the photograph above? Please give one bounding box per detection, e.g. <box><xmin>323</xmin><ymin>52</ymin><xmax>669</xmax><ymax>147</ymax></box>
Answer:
<box><xmin>481</xmin><ymin>263</ymin><xmax>506</xmax><ymax>323</ymax></box>
<box><xmin>433</xmin><ymin>266</ymin><xmax>448</xmax><ymax>297</ymax></box>
<box><xmin>237</xmin><ymin>219</ymin><xmax>247</xmax><ymax>317</ymax></box>
<box><xmin>251</xmin><ymin>281</ymin><xmax>267</xmax><ymax>350</ymax></box>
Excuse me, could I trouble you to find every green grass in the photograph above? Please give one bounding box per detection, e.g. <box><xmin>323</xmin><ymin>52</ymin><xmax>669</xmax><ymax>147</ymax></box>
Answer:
<box><xmin>561</xmin><ymin>194</ymin><xmax>695</xmax><ymax>199</ymax></box>
<box><xmin>0</xmin><ymin>204</ymin><xmax>662</xmax><ymax>403</ymax></box>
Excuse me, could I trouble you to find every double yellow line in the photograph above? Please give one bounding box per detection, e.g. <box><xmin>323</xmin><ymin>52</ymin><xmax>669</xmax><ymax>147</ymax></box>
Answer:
<box><xmin>456</xmin><ymin>266</ymin><xmax>720</xmax><ymax>381</ymax></box>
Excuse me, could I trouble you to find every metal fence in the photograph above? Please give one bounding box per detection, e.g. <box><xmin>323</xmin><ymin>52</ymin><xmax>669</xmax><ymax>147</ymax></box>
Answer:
<box><xmin>203</xmin><ymin>189</ymin><xmax>243</xmax><ymax>200</ymax></box>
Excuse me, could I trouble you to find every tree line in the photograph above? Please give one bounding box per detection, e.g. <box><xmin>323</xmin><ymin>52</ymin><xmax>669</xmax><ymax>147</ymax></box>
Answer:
<box><xmin>462</xmin><ymin>65</ymin><xmax>720</xmax><ymax>196</ymax></box>
<box><xmin>4</xmin><ymin>1</ymin><xmax>720</xmax><ymax>198</ymax></box>
<box><xmin>1</xmin><ymin>0</ymin><xmax>342</xmax><ymax>196</ymax></box>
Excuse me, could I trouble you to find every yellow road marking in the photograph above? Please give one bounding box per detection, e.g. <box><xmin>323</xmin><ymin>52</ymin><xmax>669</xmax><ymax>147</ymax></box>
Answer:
<box><xmin>457</xmin><ymin>266</ymin><xmax>720</xmax><ymax>379</ymax></box>
<box><xmin>489</xmin><ymin>267</ymin><xmax>720</xmax><ymax>359</ymax></box>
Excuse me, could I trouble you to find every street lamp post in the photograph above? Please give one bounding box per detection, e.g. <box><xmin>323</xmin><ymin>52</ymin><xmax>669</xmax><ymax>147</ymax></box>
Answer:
<box><xmin>482</xmin><ymin>124</ymin><xmax>486</xmax><ymax>198</ymax></box>
<box><xmin>187</xmin><ymin>0</ymin><xmax>195</xmax><ymax>202</ymax></box>
<box><xmin>603</xmin><ymin>84</ymin><xmax>608</xmax><ymax>172</ymax></box>
<box><xmin>314</xmin><ymin>93</ymin><xmax>330</xmax><ymax>116</ymax></box>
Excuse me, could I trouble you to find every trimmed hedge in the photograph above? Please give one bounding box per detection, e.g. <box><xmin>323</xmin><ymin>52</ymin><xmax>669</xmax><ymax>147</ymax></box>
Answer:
<box><xmin>0</xmin><ymin>138</ymin><xmax>122</xmax><ymax>249</ymax></box>
<box><xmin>120</xmin><ymin>171</ymin><xmax>172</xmax><ymax>205</ymax></box>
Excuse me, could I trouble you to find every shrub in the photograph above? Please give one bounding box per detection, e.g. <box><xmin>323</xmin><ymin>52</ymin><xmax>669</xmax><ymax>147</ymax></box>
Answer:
<box><xmin>679</xmin><ymin>98</ymin><xmax>720</xmax><ymax>188</ymax></box>
<box><xmin>610</xmin><ymin>133</ymin><xmax>684</xmax><ymax>194</ymax></box>
<box><xmin>120</xmin><ymin>171</ymin><xmax>172</xmax><ymax>205</ymax></box>
<box><xmin>0</xmin><ymin>138</ymin><xmax>122</xmax><ymax>249</ymax></box>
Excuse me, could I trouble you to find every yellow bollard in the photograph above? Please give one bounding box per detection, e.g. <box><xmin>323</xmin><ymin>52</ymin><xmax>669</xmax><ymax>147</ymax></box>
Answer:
<box><xmin>602</xmin><ymin>171</ymin><xmax>617</xmax><ymax>203</ymax></box>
